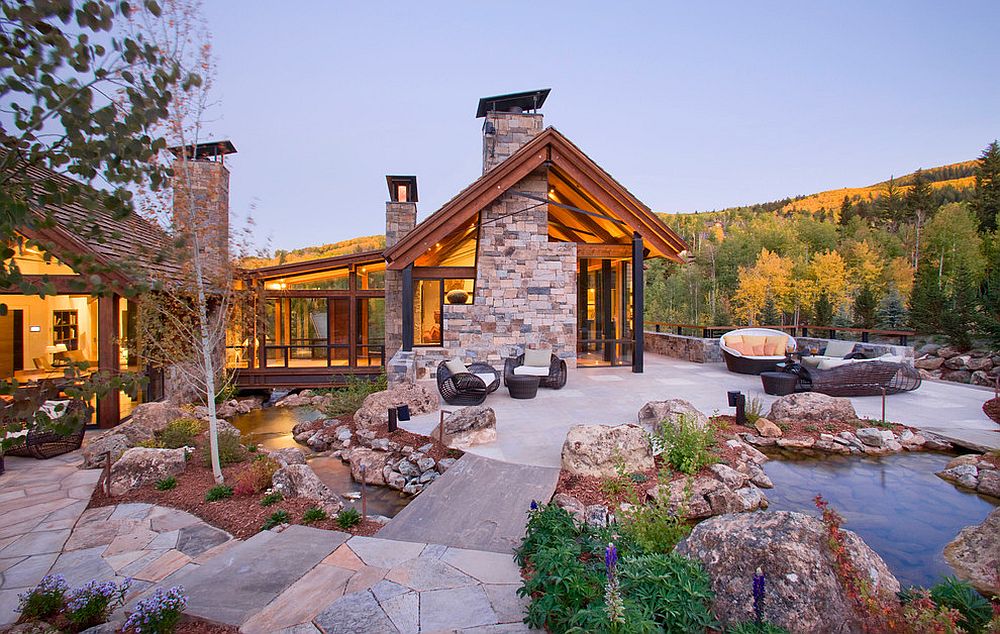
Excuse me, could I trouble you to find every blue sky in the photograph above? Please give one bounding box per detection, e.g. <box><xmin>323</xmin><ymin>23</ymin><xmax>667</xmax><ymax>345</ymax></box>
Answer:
<box><xmin>202</xmin><ymin>1</ymin><xmax>1000</xmax><ymax>253</ymax></box>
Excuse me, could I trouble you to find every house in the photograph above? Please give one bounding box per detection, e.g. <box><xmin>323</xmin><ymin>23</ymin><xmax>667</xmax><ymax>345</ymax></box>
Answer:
<box><xmin>230</xmin><ymin>90</ymin><xmax>689</xmax><ymax>388</ymax></box>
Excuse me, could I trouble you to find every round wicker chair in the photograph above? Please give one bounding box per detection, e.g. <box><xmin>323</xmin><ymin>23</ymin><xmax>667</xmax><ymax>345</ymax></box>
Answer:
<box><xmin>3</xmin><ymin>398</ymin><xmax>90</xmax><ymax>460</ymax></box>
<box><xmin>503</xmin><ymin>353</ymin><xmax>567</xmax><ymax>390</ymax></box>
<box><xmin>436</xmin><ymin>361</ymin><xmax>500</xmax><ymax>406</ymax></box>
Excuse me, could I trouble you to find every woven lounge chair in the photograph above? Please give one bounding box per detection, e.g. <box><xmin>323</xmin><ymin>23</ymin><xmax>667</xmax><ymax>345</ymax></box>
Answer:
<box><xmin>436</xmin><ymin>360</ymin><xmax>500</xmax><ymax>406</ymax></box>
<box><xmin>795</xmin><ymin>360</ymin><xmax>921</xmax><ymax>397</ymax></box>
<box><xmin>3</xmin><ymin>397</ymin><xmax>90</xmax><ymax>460</ymax></box>
<box><xmin>720</xmin><ymin>328</ymin><xmax>795</xmax><ymax>375</ymax></box>
<box><xmin>504</xmin><ymin>352</ymin><xmax>567</xmax><ymax>390</ymax></box>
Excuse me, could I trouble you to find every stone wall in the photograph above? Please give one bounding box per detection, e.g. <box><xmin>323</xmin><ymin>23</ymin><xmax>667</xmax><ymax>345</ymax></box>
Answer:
<box><xmin>172</xmin><ymin>159</ymin><xmax>230</xmax><ymax>286</ymax></box>
<box><xmin>913</xmin><ymin>343</ymin><xmax>999</xmax><ymax>386</ymax></box>
<box><xmin>645</xmin><ymin>331</ymin><xmax>722</xmax><ymax>363</ymax></box>
<box><xmin>482</xmin><ymin>112</ymin><xmax>543</xmax><ymax>174</ymax></box>
<box><xmin>384</xmin><ymin>201</ymin><xmax>416</xmax><ymax>362</ymax></box>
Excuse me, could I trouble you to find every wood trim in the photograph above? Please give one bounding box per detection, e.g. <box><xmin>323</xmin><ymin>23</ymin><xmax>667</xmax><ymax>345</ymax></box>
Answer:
<box><xmin>96</xmin><ymin>294</ymin><xmax>120</xmax><ymax>428</ymax></box>
<box><xmin>247</xmin><ymin>249</ymin><xmax>384</xmax><ymax>279</ymax></box>
<box><xmin>576</xmin><ymin>244</ymin><xmax>632</xmax><ymax>259</ymax></box>
<box><xmin>412</xmin><ymin>266</ymin><xmax>476</xmax><ymax>279</ymax></box>
<box><xmin>263</xmin><ymin>289</ymin><xmax>384</xmax><ymax>299</ymax></box>
<box><xmin>18</xmin><ymin>225</ymin><xmax>133</xmax><ymax>287</ymax></box>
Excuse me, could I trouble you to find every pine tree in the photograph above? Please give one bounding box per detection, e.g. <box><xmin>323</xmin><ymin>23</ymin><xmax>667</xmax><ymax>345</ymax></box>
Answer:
<box><xmin>909</xmin><ymin>263</ymin><xmax>945</xmax><ymax>334</ymax></box>
<box><xmin>876</xmin><ymin>176</ymin><xmax>904</xmax><ymax>226</ymax></box>
<box><xmin>876</xmin><ymin>287</ymin><xmax>908</xmax><ymax>329</ymax></box>
<box><xmin>905</xmin><ymin>168</ymin><xmax>934</xmax><ymax>268</ymax></box>
<box><xmin>838</xmin><ymin>195</ymin><xmax>855</xmax><ymax>226</ymax></box>
<box><xmin>853</xmin><ymin>285</ymin><xmax>878</xmax><ymax>329</ymax></box>
<box><xmin>942</xmin><ymin>262</ymin><xmax>978</xmax><ymax>351</ymax></box>
<box><xmin>813</xmin><ymin>291</ymin><xmax>834</xmax><ymax>326</ymax></box>
<box><xmin>978</xmin><ymin>235</ymin><xmax>1000</xmax><ymax>347</ymax></box>
<box><xmin>760</xmin><ymin>293</ymin><xmax>781</xmax><ymax>326</ymax></box>
<box><xmin>971</xmin><ymin>140</ymin><xmax>1000</xmax><ymax>234</ymax></box>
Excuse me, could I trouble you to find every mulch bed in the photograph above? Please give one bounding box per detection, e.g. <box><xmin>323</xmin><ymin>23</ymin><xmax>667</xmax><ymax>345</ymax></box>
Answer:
<box><xmin>984</xmin><ymin>397</ymin><xmax>1000</xmax><ymax>425</ymax></box>
<box><xmin>88</xmin><ymin>436</ymin><xmax>380</xmax><ymax>540</ymax></box>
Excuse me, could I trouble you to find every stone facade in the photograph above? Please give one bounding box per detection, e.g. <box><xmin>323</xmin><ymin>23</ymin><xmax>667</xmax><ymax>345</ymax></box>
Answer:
<box><xmin>384</xmin><ymin>201</ymin><xmax>417</xmax><ymax>362</ymax></box>
<box><xmin>645</xmin><ymin>331</ymin><xmax>722</xmax><ymax>363</ymax></box>
<box><xmin>172</xmin><ymin>158</ymin><xmax>230</xmax><ymax>286</ymax></box>
<box><xmin>483</xmin><ymin>112</ymin><xmax>544</xmax><ymax>174</ymax></box>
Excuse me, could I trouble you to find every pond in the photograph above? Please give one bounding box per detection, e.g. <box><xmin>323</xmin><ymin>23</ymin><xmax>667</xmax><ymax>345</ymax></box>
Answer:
<box><xmin>763</xmin><ymin>452</ymin><xmax>998</xmax><ymax>589</ymax></box>
<box><xmin>231</xmin><ymin>406</ymin><xmax>410</xmax><ymax>519</ymax></box>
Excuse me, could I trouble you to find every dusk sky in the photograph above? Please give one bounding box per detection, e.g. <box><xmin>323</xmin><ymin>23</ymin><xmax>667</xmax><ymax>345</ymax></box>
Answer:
<box><xmin>202</xmin><ymin>2</ymin><xmax>1000</xmax><ymax>253</ymax></box>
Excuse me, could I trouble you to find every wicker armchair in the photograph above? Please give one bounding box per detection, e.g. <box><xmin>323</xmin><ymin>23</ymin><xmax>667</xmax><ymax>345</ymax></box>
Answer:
<box><xmin>436</xmin><ymin>361</ymin><xmax>500</xmax><ymax>406</ymax></box>
<box><xmin>796</xmin><ymin>360</ymin><xmax>921</xmax><ymax>397</ymax></box>
<box><xmin>3</xmin><ymin>397</ymin><xmax>90</xmax><ymax>460</ymax></box>
<box><xmin>504</xmin><ymin>353</ymin><xmax>567</xmax><ymax>390</ymax></box>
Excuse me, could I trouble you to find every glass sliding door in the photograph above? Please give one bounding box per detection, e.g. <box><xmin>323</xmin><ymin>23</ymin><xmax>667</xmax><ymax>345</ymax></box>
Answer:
<box><xmin>265</xmin><ymin>298</ymin><xmax>330</xmax><ymax>368</ymax></box>
<box><xmin>577</xmin><ymin>258</ymin><xmax>634</xmax><ymax>367</ymax></box>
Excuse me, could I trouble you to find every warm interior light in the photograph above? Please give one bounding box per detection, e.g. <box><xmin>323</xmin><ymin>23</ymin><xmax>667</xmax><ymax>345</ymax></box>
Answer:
<box><xmin>29</xmin><ymin>325</ymin><xmax>41</xmax><ymax>332</ymax></box>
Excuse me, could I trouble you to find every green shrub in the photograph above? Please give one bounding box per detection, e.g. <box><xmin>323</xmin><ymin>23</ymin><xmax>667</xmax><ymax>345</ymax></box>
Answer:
<box><xmin>655</xmin><ymin>414</ymin><xmax>717</xmax><ymax>475</ymax></box>
<box><xmin>302</xmin><ymin>506</ymin><xmax>328</xmax><ymax>524</ymax></box>
<box><xmin>247</xmin><ymin>443</ymin><xmax>258</xmax><ymax>453</ymax></box>
<box><xmin>200</xmin><ymin>431</ymin><xmax>247</xmax><ymax>467</ymax></box>
<box><xmin>260</xmin><ymin>491</ymin><xmax>283</xmax><ymax>507</ymax></box>
<box><xmin>617</xmin><ymin>471</ymin><xmax>692</xmax><ymax>553</ymax></box>
<box><xmin>928</xmin><ymin>577</ymin><xmax>993</xmax><ymax>632</ymax></box>
<box><xmin>16</xmin><ymin>574</ymin><xmax>68</xmax><ymax>620</ymax></box>
<box><xmin>745</xmin><ymin>395</ymin><xmax>764</xmax><ymax>425</ymax></box>
<box><xmin>155</xmin><ymin>476</ymin><xmax>177</xmax><ymax>491</ymax></box>
<box><xmin>137</xmin><ymin>437</ymin><xmax>164</xmax><ymax>448</ymax></box>
<box><xmin>336</xmin><ymin>508</ymin><xmax>362</xmax><ymax>529</ymax></box>
<box><xmin>727</xmin><ymin>622</ymin><xmax>791</xmax><ymax>634</ymax></box>
<box><xmin>618</xmin><ymin>552</ymin><xmax>718</xmax><ymax>632</ymax></box>
<box><xmin>262</xmin><ymin>510</ymin><xmax>289</xmax><ymax>530</ymax></box>
<box><xmin>159</xmin><ymin>417</ymin><xmax>204</xmax><ymax>449</ymax></box>
<box><xmin>322</xmin><ymin>374</ymin><xmax>388</xmax><ymax>417</ymax></box>
<box><xmin>204</xmin><ymin>485</ymin><xmax>233</xmax><ymax>502</ymax></box>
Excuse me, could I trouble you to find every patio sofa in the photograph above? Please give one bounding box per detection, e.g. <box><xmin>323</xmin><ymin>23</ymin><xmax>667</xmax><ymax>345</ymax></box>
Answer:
<box><xmin>720</xmin><ymin>328</ymin><xmax>795</xmax><ymax>375</ymax></box>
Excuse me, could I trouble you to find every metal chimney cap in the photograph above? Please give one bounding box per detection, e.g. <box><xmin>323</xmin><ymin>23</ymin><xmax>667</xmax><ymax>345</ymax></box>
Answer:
<box><xmin>476</xmin><ymin>89</ymin><xmax>550</xmax><ymax>118</ymax></box>
<box><xmin>167</xmin><ymin>140</ymin><xmax>237</xmax><ymax>160</ymax></box>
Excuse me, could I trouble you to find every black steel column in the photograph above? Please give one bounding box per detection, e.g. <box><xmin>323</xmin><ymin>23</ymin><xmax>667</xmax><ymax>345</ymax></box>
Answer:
<box><xmin>601</xmin><ymin>259</ymin><xmax>614</xmax><ymax>364</ymax></box>
<box><xmin>632</xmin><ymin>232</ymin><xmax>644</xmax><ymax>373</ymax></box>
<box><xmin>402</xmin><ymin>264</ymin><xmax>414</xmax><ymax>352</ymax></box>
<box><xmin>578</xmin><ymin>258</ymin><xmax>588</xmax><ymax>353</ymax></box>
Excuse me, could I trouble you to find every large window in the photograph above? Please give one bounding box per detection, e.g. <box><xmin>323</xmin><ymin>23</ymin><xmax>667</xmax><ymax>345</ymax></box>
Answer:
<box><xmin>357</xmin><ymin>298</ymin><xmax>385</xmax><ymax>366</ymax></box>
<box><xmin>265</xmin><ymin>267</ymin><xmax>349</xmax><ymax>291</ymax></box>
<box><xmin>265</xmin><ymin>298</ymin><xmax>330</xmax><ymax>367</ymax></box>
<box><xmin>413</xmin><ymin>279</ymin><xmax>473</xmax><ymax>347</ymax></box>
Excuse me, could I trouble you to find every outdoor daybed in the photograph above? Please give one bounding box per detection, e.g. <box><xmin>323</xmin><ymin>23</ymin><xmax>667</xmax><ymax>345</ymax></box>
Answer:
<box><xmin>504</xmin><ymin>350</ymin><xmax>567</xmax><ymax>390</ymax></box>
<box><xmin>720</xmin><ymin>328</ymin><xmax>795</xmax><ymax>375</ymax></box>
<box><xmin>794</xmin><ymin>359</ymin><xmax>921</xmax><ymax>397</ymax></box>
<box><xmin>437</xmin><ymin>359</ymin><xmax>501</xmax><ymax>406</ymax></box>
<box><xmin>2</xmin><ymin>395</ymin><xmax>90</xmax><ymax>466</ymax></box>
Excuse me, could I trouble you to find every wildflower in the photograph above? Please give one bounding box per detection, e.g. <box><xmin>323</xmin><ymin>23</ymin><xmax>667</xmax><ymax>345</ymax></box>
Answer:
<box><xmin>603</xmin><ymin>542</ymin><xmax>624</xmax><ymax>624</ymax></box>
<box><xmin>752</xmin><ymin>567</ymin><xmax>766</xmax><ymax>624</ymax></box>
<box><xmin>124</xmin><ymin>585</ymin><xmax>188</xmax><ymax>634</ymax></box>
<box><xmin>529</xmin><ymin>499</ymin><xmax>538</xmax><ymax>511</ymax></box>
<box><xmin>604</xmin><ymin>542</ymin><xmax>619</xmax><ymax>579</ymax></box>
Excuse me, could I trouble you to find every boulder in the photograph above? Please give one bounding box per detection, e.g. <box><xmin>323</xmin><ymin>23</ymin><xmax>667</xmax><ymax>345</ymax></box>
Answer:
<box><xmin>937</xmin><ymin>464</ymin><xmax>979</xmax><ymax>489</ymax></box>
<box><xmin>708</xmin><ymin>463</ymin><xmax>749</xmax><ymax>489</ymax></box>
<box><xmin>944</xmin><ymin>507</ymin><xmax>1000</xmax><ymax>598</ymax></box>
<box><xmin>941</xmin><ymin>369</ymin><xmax>972</xmax><ymax>384</ymax></box>
<box><xmin>271</xmin><ymin>464</ymin><xmax>343</xmax><ymax>513</ymax></box>
<box><xmin>936</xmin><ymin>346</ymin><xmax>961</xmax><ymax>359</ymax></box>
<box><xmin>397</xmin><ymin>459</ymin><xmax>419</xmax><ymax>478</ymax></box>
<box><xmin>966</xmin><ymin>356</ymin><xmax>993</xmax><ymax>372</ymax></box>
<box><xmin>753</xmin><ymin>417</ymin><xmax>782</xmax><ymax>438</ymax></box>
<box><xmin>734</xmin><ymin>485</ymin><xmax>768</xmax><ymax>511</ymax></box>
<box><xmin>916</xmin><ymin>343</ymin><xmax>941</xmax><ymax>356</ymax></box>
<box><xmin>274</xmin><ymin>392</ymin><xmax>316</xmax><ymax>408</ymax></box>
<box><xmin>776</xmin><ymin>437</ymin><xmax>815</xmax><ymax>449</ymax></box>
<box><xmin>768</xmin><ymin>392</ymin><xmax>857</xmax><ymax>425</ymax></box>
<box><xmin>552</xmin><ymin>493</ymin><xmax>586</xmax><ymax>522</ymax></box>
<box><xmin>109</xmin><ymin>447</ymin><xmax>186</xmax><ymax>496</ymax></box>
<box><xmin>647</xmin><ymin>476</ymin><xmax>726</xmax><ymax>519</ymax></box>
<box><xmin>560</xmin><ymin>424</ymin><xmax>654</xmax><ymax>478</ymax></box>
<box><xmin>943</xmin><ymin>355</ymin><xmax>970</xmax><ymax>370</ymax></box>
<box><xmin>437</xmin><ymin>458</ymin><xmax>457</xmax><ymax>473</ymax></box>
<box><xmin>266</xmin><ymin>447</ymin><xmax>308</xmax><ymax>467</ymax></box>
<box><xmin>675</xmin><ymin>511</ymin><xmax>899</xmax><ymax>633</ymax></box>
<box><xmin>354</xmin><ymin>382</ymin><xmax>438</xmax><ymax>429</ymax></box>
<box><xmin>82</xmin><ymin>433</ymin><xmax>130</xmax><ymax>469</ymax></box>
<box><xmin>914</xmin><ymin>355</ymin><xmax>944</xmax><ymax>370</ymax></box>
<box><xmin>386</xmin><ymin>472</ymin><xmax>407</xmax><ymax>490</ymax></box>
<box><xmin>855</xmin><ymin>427</ymin><xmax>894</xmax><ymax>448</ymax></box>
<box><xmin>946</xmin><ymin>454</ymin><xmax>982</xmax><ymax>469</ymax></box>
<box><xmin>637</xmin><ymin>399</ymin><xmax>708</xmax><ymax>432</ymax></box>
<box><xmin>976</xmin><ymin>469</ymin><xmax>1000</xmax><ymax>498</ymax></box>
<box><xmin>439</xmin><ymin>405</ymin><xmax>496</xmax><ymax>449</ymax></box>
<box><xmin>971</xmin><ymin>370</ymin><xmax>993</xmax><ymax>387</ymax></box>
<box><xmin>348</xmin><ymin>448</ymin><xmax>391</xmax><ymax>486</ymax></box>
<box><xmin>113</xmin><ymin>401</ymin><xmax>187</xmax><ymax>445</ymax></box>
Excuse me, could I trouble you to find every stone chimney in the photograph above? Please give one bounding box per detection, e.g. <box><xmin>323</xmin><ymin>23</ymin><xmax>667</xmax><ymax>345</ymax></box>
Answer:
<box><xmin>384</xmin><ymin>175</ymin><xmax>418</xmax><ymax>361</ymax></box>
<box><xmin>479</xmin><ymin>89</ymin><xmax>549</xmax><ymax>173</ymax></box>
<box><xmin>169</xmin><ymin>140</ymin><xmax>235</xmax><ymax>286</ymax></box>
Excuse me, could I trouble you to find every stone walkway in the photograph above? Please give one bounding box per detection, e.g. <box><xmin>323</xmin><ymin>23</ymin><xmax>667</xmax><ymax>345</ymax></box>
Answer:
<box><xmin>378</xmin><ymin>454</ymin><xmax>559</xmax><ymax>554</ymax></box>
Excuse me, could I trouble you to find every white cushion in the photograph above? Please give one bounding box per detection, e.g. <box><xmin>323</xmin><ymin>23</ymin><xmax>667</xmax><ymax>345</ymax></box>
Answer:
<box><xmin>877</xmin><ymin>353</ymin><xmax>904</xmax><ymax>363</ymax></box>
<box><xmin>817</xmin><ymin>358</ymin><xmax>854</xmax><ymax>370</ymax></box>
<box><xmin>39</xmin><ymin>400</ymin><xmax>71</xmax><ymax>420</ymax></box>
<box><xmin>445</xmin><ymin>358</ymin><xmax>469</xmax><ymax>376</ymax></box>
<box><xmin>474</xmin><ymin>372</ymin><xmax>497</xmax><ymax>386</ymax></box>
<box><xmin>823</xmin><ymin>340</ymin><xmax>856</xmax><ymax>358</ymax></box>
<box><xmin>513</xmin><ymin>365</ymin><xmax>549</xmax><ymax>377</ymax></box>
<box><xmin>523</xmin><ymin>348</ymin><xmax>551</xmax><ymax>368</ymax></box>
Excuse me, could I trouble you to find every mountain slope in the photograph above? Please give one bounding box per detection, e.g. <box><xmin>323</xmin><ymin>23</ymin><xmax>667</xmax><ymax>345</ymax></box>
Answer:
<box><xmin>242</xmin><ymin>234</ymin><xmax>385</xmax><ymax>269</ymax></box>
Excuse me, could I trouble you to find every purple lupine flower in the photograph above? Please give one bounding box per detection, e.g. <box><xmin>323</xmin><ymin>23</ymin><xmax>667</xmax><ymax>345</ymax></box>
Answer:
<box><xmin>752</xmin><ymin>567</ymin><xmax>766</xmax><ymax>624</ymax></box>
<box><xmin>604</xmin><ymin>543</ymin><xmax>619</xmax><ymax>578</ymax></box>
<box><xmin>530</xmin><ymin>499</ymin><xmax>538</xmax><ymax>511</ymax></box>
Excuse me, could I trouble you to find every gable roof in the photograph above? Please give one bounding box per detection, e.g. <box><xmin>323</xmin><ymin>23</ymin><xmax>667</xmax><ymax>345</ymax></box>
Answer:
<box><xmin>245</xmin><ymin>248</ymin><xmax>385</xmax><ymax>280</ymax></box>
<box><xmin>383</xmin><ymin>126</ymin><xmax>689</xmax><ymax>269</ymax></box>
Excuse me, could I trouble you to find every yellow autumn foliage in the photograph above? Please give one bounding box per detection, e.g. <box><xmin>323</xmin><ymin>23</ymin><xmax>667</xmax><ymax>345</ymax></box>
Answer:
<box><xmin>808</xmin><ymin>250</ymin><xmax>852</xmax><ymax>311</ymax></box>
<box><xmin>732</xmin><ymin>249</ymin><xmax>794</xmax><ymax>324</ymax></box>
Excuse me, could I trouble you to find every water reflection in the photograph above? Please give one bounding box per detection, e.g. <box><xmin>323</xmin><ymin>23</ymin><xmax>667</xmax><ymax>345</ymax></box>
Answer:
<box><xmin>231</xmin><ymin>406</ymin><xmax>410</xmax><ymax>518</ymax></box>
<box><xmin>763</xmin><ymin>452</ymin><xmax>997</xmax><ymax>588</ymax></box>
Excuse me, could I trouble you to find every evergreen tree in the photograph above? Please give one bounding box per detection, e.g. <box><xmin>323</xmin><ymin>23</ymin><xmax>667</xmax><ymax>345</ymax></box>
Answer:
<box><xmin>942</xmin><ymin>262</ymin><xmax>978</xmax><ymax>351</ymax></box>
<box><xmin>876</xmin><ymin>287</ymin><xmax>909</xmax><ymax>329</ymax></box>
<box><xmin>853</xmin><ymin>285</ymin><xmax>878</xmax><ymax>329</ymax></box>
<box><xmin>978</xmin><ymin>235</ymin><xmax>1000</xmax><ymax>347</ymax></box>
<box><xmin>971</xmin><ymin>140</ymin><xmax>1000</xmax><ymax>234</ymax></box>
<box><xmin>876</xmin><ymin>176</ymin><xmax>904</xmax><ymax>226</ymax></box>
<box><xmin>909</xmin><ymin>263</ymin><xmax>945</xmax><ymax>334</ymax></box>
<box><xmin>838</xmin><ymin>195</ymin><xmax>856</xmax><ymax>226</ymax></box>
<box><xmin>760</xmin><ymin>293</ymin><xmax>780</xmax><ymax>326</ymax></box>
<box><xmin>813</xmin><ymin>291</ymin><xmax>834</xmax><ymax>326</ymax></box>
<box><xmin>905</xmin><ymin>168</ymin><xmax>934</xmax><ymax>268</ymax></box>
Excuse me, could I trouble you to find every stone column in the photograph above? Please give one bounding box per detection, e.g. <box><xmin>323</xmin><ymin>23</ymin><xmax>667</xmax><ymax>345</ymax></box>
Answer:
<box><xmin>482</xmin><ymin>111</ymin><xmax>544</xmax><ymax>174</ymax></box>
<box><xmin>172</xmin><ymin>158</ymin><xmax>230</xmax><ymax>287</ymax></box>
<box><xmin>384</xmin><ymin>201</ymin><xmax>416</xmax><ymax>362</ymax></box>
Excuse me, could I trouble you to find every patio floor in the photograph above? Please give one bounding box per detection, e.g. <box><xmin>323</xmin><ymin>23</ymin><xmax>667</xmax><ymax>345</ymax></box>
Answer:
<box><xmin>402</xmin><ymin>353</ymin><xmax>1000</xmax><ymax>467</ymax></box>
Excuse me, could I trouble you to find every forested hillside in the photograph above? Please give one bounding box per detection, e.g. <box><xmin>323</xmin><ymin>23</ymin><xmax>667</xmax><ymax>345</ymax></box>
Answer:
<box><xmin>650</xmin><ymin>143</ymin><xmax>1000</xmax><ymax>349</ymax></box>
<box><xmin>242</xmin><ymin>234</ymin><xmax>385</xmax><ymax>268</ymax></box>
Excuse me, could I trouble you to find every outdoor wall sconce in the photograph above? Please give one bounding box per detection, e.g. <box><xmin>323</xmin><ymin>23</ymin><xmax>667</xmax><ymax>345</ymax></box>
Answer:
<box><xmin>727</xmin><ymin>390</ymin><xmax>747</xmax><ymax>426</ymax></box>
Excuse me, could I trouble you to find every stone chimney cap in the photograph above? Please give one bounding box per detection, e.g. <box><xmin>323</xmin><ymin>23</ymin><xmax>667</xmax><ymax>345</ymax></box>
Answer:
<box><xmin>168</xmin><ymin>140</ymin><xmax>237</xmax><ymax>161</ymax></box>
<box><xmin>476</xmin><ymin>89</ymin><xmax>550</xmax><ymax>118</ymax></box>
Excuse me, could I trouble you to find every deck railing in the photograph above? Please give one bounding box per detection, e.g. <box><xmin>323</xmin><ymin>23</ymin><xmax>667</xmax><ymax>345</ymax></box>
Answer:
<box><xmin>644</xmin><ymin>322</ymin><xmax>915</xmax><ymax>346</ymax></box>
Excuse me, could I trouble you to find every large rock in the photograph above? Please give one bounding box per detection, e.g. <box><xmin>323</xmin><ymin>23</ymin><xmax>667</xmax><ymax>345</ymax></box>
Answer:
<box><xmin>111</xmin><ymin>401</ymin><xmax>187</xmax><ymax>445</ymax></box>
<box><xmin>675</xmin><ymin>511</ymin><xmax>899</xmax><ymax>633</ymax></box>
<box><xmin>109</xmin><ymin>447</ymin><xmax>187</xmax><ymax>496</ymax></box>
<box><xmin>944</xmin><ymin>507</ymin><xmax>1000</xmax><ymax>598</ymax></box>
<box><xmin>560</xmin><ymin>424</ymin><xmax>653</xmax><ymax>478</ymax></box>
<box><xmin>82</xmin><ymin>433</ymin><xmax>130</xmax><ymax>469</ymax></box>
<box><xmin>637</xmin><ymin>399</ymin><xmax>708</xmax><ymax>432</ymax></box>
<box><xmin>966</xmin><ymin>356</ymin><xmax>993</xmax><ymax>372</ymax></box>
<box><xmin>347</xmin><ymin>447</ymin><xmax>391</xmax><ymax>486</ymax></box>
<box><xmin>768</xmin><ymin>392</ymin><xmax>857</xmax><ymax>425</ymax></box>
<box><xmin>914</xmin><ymin>355</ymin><xmax>944</xmax><ymax>370</ymax></box>
<box><xmin>354</xmin><ymin>382</ymin><xmax>438</xmax><ymax>429</ymax></box>
<box><xmin>753</xmin><ymin>417</ymin><xmax>782</xmax><ymax>438</ymax></box>
<box><xmin>941</xmin><ymin>369</ymin><xmax>972</xmax><ymax>384</ymax></box>
<box><xmin>271</xmin><ymin>464</ymin><xmax>343</xmax><ymax>513</ymax></box>
<box><xmin>266</xmin><ymin>447</ymin><xmax>308</xmax><ymax>467</ymax></box>
<box><xmin>937</xmin><ymin>464</ymin><xmax>979</xmax><ymax>489</ymax></box>
<box><xmin>647</xmin><ymin>476</ymin><xmax>763</xmax><ymax>518</ymax></box>
<box><xmin>977</xmin><ymin>469</ymin><xmax>1000</xmax><ymax>497</ymax></box>
<box><xmin>440</xmin><ymin>405</ymin><xmax>496</xmax><ymax>448</ymax></box>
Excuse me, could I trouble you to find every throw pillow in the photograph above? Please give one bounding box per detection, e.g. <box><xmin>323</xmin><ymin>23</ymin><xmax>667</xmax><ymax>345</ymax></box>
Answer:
<box><xmin>445</xmin><ymin>358</ymin><xmax>468</xmax><ymax>376</ymax></box>
<box><xmin>523</xmin><ymin>348</ymin><xmax>551</xmax><ymax>368</ymax></box>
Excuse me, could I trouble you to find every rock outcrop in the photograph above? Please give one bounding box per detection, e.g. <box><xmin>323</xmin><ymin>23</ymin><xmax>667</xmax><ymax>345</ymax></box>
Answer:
<box><xmin>82</xmin><ymin>433</ymin><xmax>130</xmax><ymax>469</ymax></box>
<box><xmin>944</xmin><ymin>506</ymin><xmax>1000</xmax><ymax>598</ymax></box>
<box><xmin>353</xmin><ymin>382</ymin><xmax>438</xmax><ymax>429</ymax></box>
<box><xmin>637</xmin><ymin>399</ymin><xmax>708</xmax><ymax>432</ymax></box>
<box><xmin>346</xmin><ymin>447</ymin><xmax>391</xmax><ymax>486</ymax></box>
<box><xmin>767</xmin><ymin>392</ymin><xmax>857</xmax><ymax>425</ymax></box>
<box><xmin>560</xmin><ymin>424</ymin><xmax>654</xmax><ymax>478</ymax></box>
<box><xmin>439</xmin><ymin>405</ymin><xmax>496</xmax><ymax>449</ymax></box>
<box><xmin>914</xmin><ymin>346</ymin><xmax>999</xmax><ymax>385</ymax></box>
<box><xmin>676</xmin><ymin>511</ymin><xmax>900</xmax><ymax>633</ymax></box>
<box><xmin>108</xmin><ymin>447</ymin><xmax>187</xmax><ymax>496</ymax></box>
<box><xmin>936</xmin><ymin>454</ymin><xmax>1000</xmax><ymax>498</ymax></box>
<box><xmin>271</xmin><ymin>463</ymin><xmax>343</xmax><ymax>513</ymax></box>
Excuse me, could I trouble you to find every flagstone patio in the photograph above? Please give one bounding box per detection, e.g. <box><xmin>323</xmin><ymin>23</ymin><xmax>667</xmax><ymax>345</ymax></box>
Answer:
<box><xmin>402</xmin><ymin>353</ymin><xmax>999</xmax><ymax>466</ymax></box>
